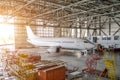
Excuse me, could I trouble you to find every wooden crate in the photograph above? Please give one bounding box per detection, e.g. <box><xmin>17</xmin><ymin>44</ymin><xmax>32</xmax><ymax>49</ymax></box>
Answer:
<box><xmin>38</xmin><ymin>65</ymin><xmax>66</xmax><ymax>80</ymax></box>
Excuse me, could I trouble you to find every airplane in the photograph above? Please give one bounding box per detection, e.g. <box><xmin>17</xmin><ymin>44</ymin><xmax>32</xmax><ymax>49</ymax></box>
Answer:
<box><xmin>87</xmin><ymin>36</ymin><xmax>120</xmax><ymax>50</ymax></box>
<box><xmin>26</xmin><ymin>26</ymin><xmax>95</xmax><ymax>53</ymax></box>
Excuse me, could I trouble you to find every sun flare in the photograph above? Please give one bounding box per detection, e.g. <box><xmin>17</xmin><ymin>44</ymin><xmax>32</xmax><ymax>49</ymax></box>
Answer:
<box><xmin>0</xmin><ymin>16</ymin><xmax>14</xmax><ymax>45</ymax></box>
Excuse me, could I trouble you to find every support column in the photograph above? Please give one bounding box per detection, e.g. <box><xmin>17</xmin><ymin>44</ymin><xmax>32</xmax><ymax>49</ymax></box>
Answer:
<box><xmin>109</xmin><ymin>17</ymin><xmax>111</xmax><ymax>35</ymax></box>
<box><xmin>87</xmin><ymin>20</ymin><xmax>90</xmax><ymax>36</ymax></box>
<box><xmin>80</xmin><ymin>26</ymin><xmax>82</xmax><ymax>38</ymax></box>
<box><xmin>99</xmin><ymin>16</ymin><xmax>102</xmax><ymax>36</ymax></box>
<box><xmin>93</xmin><ymin>17</ymin><xmax>97</xmax><ymax>36</ymax></box>
<box><xmin>75</xmin><ymin>28</ymin><xmax>77</xmax><ymax>38</ymax></box>
<box><xmin>101</xmin><ymin>17</ymin><xmax>108</xmax><ymax>36</ymax></box>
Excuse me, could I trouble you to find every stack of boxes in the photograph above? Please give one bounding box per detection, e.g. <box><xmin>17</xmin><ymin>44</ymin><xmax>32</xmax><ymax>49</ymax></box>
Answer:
<box><xmin>7</xmin><ymin>52</ymin><xmax>66</xmax><ymax>80</ymax></box>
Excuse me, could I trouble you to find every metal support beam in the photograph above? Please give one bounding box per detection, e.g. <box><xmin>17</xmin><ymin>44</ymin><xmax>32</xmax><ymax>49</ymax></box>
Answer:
<box><xmin>112</xmin><ymin>18</ymin><xmax>120</xmax><ymax>35</ymax></box>
<box><xmin>99</xmin><ymin>18</ymin><xmax>108</xmax><ymax>36</ymax></box>
<box><xmin>101</xmin><ymin>18</ymin><xmax>108</xmax><ymax>28</ymax></box>
<box><xmin>87</xmin><ymin>22</ymin><xmax>90</xmax><ymax>36</ymax></box>
<box><xmin>87</xmin><ymin>19</ymin><xmax>93</xmax><ymax>28</ymax></box>
<box><xmin>75</xmin><ymin>28</ymin><xmax>77</xmax><ymax>38</ymax></box>
<box><xmin>109</xmin><ymin>17</ymin><xmax>111</xmax><ymax>35</ymax></box>
<box><xmin>93</xmin><ymin>17</ymin><xmax>97</xmax><ymax>36</ymax></box>
<box><xmin>58</xmin><ymin>3</ymin><xmax>120</xmax><ymax>19</ymax></box>
<box><xmin>113</xmin><ymin>28</ymin><xmax>120</xmax><ymax>35</ymax></box>
<box><xmin>37</xmin><ymin>0</ymin><xmax>65</xmax><ymax>8</ymax></box>
<box><xmin>99</xmin><ymin>16</ymin><xmax>102</xmax><ymax>35</ymax></box>
<box><xmin>31</xmin><ymin>0</ymin><xmax>89</xmax><ymax>19</ymax></box>
<box><xmin>80</xmin><ymin>26</ymin><xmax>82</xmax><ymax>38</ymax></box>
<box><xmin>86</xmin><ymin>18</ymin><xmax>94</xmax><ymax>36</ymax></box>
<box><xmin>101</xmin><ymin>29</ymin><xmax>107</xmax><ymax>35</ymax></box>
<box><xmin>116</xmin><ymin>17</ymin><xmax>120</xmax><ymax>20</ymax></box>
<box><xmin>8</xmin><ymin>0</ymin><xmax>36</xmax><ymax>19</ymax></box>
<box><xmin>112</xmin><ymin>18</ymin><xmax>120</xmax><ymax>27</ymax></box>
<box><xmin>92</xmin><ymin>29</ymin><xmax>95</xmax><ymax>36</ymax></box>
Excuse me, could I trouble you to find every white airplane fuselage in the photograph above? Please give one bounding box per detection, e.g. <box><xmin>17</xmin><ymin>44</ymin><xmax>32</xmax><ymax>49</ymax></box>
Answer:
<box><xmin>26</xmin><ymin>26</ymin><xmax>95</xmax><ymax>52</ymax></box>
<box><xmin>28</xmin><ymin>37</ymin><xmax>94</xmax><ymax>50</ymax></box>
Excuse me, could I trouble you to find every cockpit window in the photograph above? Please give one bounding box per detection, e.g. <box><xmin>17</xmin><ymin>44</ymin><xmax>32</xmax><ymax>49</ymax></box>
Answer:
<box><xmin>93</xmin><ymin>37</ymin><xmax>97</xmax><ymax>43</ymax></box>
<box><xmin>107</xmin><ymin>37</ymin><xmax>111</xmax><ymax>40</ymax></box>
<box><xmin>102</xmin><ymin>37</ymin><xmax>107</xmax><ymax>40</ymax></box>
<box><xmin>114</xmin><ymin>36</ymin><xmax>119</xmax><ymax>40</ymax></box>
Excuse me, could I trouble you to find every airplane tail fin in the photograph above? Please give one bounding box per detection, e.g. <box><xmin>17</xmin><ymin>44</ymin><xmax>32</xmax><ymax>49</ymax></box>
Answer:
<box><xmin>26</xmin><ymin>26</ymin><xmax>37</xmax><ymax>39</ymax></box>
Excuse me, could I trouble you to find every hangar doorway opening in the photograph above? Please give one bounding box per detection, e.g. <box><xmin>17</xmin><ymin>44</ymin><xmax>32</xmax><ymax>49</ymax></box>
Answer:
<box><xmin>0</xmin><ymin>15</ymin><xmax>15</xmax><ymax>50</ymax></box>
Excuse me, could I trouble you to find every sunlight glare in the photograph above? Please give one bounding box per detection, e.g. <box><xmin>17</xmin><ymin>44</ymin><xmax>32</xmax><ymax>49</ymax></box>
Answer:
<box><xmin>0</xmin><ymin>17</ymin><xmax>4</xmax><ymax>23</ymax></box>
<box><xmin>0</xmin><ymin>24</ymin><xmax>14</xmax><ymax>44</ymax></box>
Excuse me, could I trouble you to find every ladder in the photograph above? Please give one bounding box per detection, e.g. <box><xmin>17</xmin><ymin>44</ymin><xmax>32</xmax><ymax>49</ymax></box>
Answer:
<box><xmin>103</xmin><ymin>50</ymin><xmax>116</xmax><ymax>80</ymax></box>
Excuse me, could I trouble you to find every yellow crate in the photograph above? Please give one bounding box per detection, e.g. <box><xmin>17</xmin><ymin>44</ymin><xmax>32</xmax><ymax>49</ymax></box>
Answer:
<box><xmin>25</xmin><ymin>71</ymin><xmax>35</xmax><ymax>80</ymax></box>
<box><xmin>18</xmin><ymin>53</ymin><xmax>28</xmax><ymax>58</ymax></box>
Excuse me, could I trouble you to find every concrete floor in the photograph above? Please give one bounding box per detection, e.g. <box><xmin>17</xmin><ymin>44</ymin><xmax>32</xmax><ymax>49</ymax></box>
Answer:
<box><xmin>1</xmin><ymin>47</ymin><xmax>120</xmax><ymax>80</ymax></box>
<box><xmin>19</xmin><ymin>48</ymin><xmax>120</xmax><ymax>80</ymax></box>
<box><xmin>18</xmin><ymin>48</ymin><xmax>105</xmax><ymax>72</ymax></box>
<box><xmin>18</xmin><ymin>48</ymin><xmax>106</xmax><ymax>80</ymax></box>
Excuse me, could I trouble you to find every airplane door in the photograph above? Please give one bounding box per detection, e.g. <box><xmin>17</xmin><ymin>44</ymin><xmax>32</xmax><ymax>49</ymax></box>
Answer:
<box><xmin>93</xmin><ymin>37</ymin><xmax>97</xmax><ymax>43</ymax></box>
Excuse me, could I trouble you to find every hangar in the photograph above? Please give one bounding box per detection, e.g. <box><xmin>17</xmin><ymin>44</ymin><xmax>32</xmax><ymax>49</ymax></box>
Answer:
<box><xmin>0</xmin><ymin>0</ymin><xmax>120</xmax><ymax>80</ymax></box>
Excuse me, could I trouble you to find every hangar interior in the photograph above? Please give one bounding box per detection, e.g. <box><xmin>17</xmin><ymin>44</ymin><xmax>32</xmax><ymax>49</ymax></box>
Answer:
<box><xmin>0</xmin><ymin>0</ymin><xmax>120</xmax><ymax>80</ymax></box>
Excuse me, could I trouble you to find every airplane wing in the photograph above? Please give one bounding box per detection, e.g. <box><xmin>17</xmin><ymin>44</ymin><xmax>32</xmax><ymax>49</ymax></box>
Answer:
<box><xmin>27</xmin><ymin>39</ymin><xmax>61</xmax><ymax>53</ymax></box>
